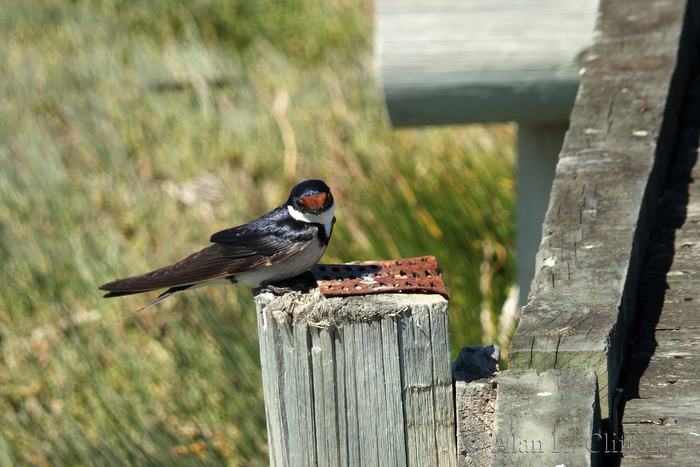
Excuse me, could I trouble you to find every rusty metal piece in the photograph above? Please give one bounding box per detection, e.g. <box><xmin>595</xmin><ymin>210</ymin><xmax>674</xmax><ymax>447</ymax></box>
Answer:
<box><xmin>310</xmin><ymin>256</ymin><xmax>448</xmax><ymax>299</ymax></box>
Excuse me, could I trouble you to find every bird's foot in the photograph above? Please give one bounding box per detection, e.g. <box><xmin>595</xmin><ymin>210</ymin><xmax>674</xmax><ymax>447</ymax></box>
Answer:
<box><xmin>258</xmin><ymin>282</ymin><xmax>295</xmax><ymax>296</ymax></box>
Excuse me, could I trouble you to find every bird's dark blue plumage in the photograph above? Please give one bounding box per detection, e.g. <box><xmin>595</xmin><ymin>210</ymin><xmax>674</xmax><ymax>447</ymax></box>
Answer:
<box><xmin>99</xmin><ymin>179</ymin><xmax>336</xmax><ymax>314</ymax></box>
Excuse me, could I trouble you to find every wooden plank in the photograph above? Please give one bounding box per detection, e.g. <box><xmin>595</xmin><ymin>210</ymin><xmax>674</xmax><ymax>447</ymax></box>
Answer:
<box><xmin>342</xmin><ymin>326</ymin><xmax>361</xmax><ymax>466</ymax></box>
<box><xmin>625</xmin><ymin>331</ymin><xmax>700</xmax><ymax>401</ymax></box>
<box><xmin>375</xmin><ymin>0</ymin><xmax>599</xmax><ymax>125</ymax></box>
<box><xmin>620</xmin><ymin>52</ymin><xmax>700</xmax><ymax>465</ymax></box>
<box><xmin>257</xmin><ymin>305</ymin><xmax>288</xmax><ymax>466</ymax></box>
<box><xmin>369</xmin><ymin>320</ymin><xmax>390</xmax><ymax>465</ymax></box>
<box><xmin>381</xmin><ymin>317</ymin><xmax>408</xmax><ymax>466</ymax></box>
<box><xmin>333</xmin><ymin>331</ymin><xmax>349</xmax><ymax>466</ymax></box>
<box><xmin>399</xmin><ymin>306</ymin><xmax>440</xmax><ymax>465</ymax></box>
<box><xmin>621</xmin><ymin>398</ymin><xmax>700</xmax><ymax>466</ymax></box>
<box><xmin>310</xmin><ymin>327</ymin><xmax>340</xmax><ymax>466</ymax></box>
<box><xmin>490</xmin><ymin>369</ymin><xmax>601</xmax><ymax>467</ymax></box>
<box><xmin>255</xmin><ymin>286</ymin><xmax>456</xmax><ymax>466</ymax></box>
<box><xmin>508</xmin><ymin>0</ymin><xmax>696</xmax><ymax>421</ymax></box>
<box><xmin>354</xmin><ymin>321</ymin><xmax>379</xmax><ymax>465</ymax></box>
<box><xmin>453</xmin><ymin>345</ymin><xmax>500</xmax><ymax>467</ymax></box>
<box><xmin>293</xmin><ymin>320</ymin><xmax>317</xmax><ymax>466</ymax></box>
<box><xmin>430</xmin><ymin>301</ymin><xmax>457</xmax><ymax>465</ymax></box>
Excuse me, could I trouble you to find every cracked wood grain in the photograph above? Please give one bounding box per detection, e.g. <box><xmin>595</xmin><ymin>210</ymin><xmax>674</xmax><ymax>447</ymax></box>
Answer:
<box><xmin>620</xmin><ymin>66</ymin><xmax>700</xmax><ymax>467</ymax></box>
<box><xmin>509</xmin><ymin>0</ymin><xmax>697</xmax><ymax>421</ymax></box>
<box><xmin>255</xmin><ymin>285</ymin><xmax>457</xmax><ymax>467</ymax></box>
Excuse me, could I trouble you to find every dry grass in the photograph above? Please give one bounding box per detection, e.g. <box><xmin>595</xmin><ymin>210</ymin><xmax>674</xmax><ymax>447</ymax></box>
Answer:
<box><xmin>0</xmin><ymin>0</ymin><xmax>516</xmax><ymax>464</ymax></box>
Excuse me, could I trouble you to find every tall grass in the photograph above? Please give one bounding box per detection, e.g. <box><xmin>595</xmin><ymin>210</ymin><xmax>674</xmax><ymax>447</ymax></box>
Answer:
<box><xmin>0</xmin><ymin>0</ymin><xmax>515</xmax><ymax>464</ymax></box>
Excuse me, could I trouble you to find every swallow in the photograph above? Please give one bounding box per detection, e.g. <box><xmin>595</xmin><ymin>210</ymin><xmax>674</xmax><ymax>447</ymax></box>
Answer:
<box><xmin>99</xmin><ymin>179</ymin><xmax>336</xmax><ymax>316</ymax></box>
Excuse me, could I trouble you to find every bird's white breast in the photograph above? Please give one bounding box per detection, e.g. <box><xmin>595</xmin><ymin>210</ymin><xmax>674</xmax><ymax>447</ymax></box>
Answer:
<box><xmin>233</xmin><ymin>239</ymin><xmax>328</xmax><ymax>287</ymax></box>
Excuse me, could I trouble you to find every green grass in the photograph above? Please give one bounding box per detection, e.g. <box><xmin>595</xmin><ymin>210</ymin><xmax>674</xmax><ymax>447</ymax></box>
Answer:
<box><xmin>0</xmin><ymin>0</ymin><xmax>516</xmax><ymax>464</ymax></box>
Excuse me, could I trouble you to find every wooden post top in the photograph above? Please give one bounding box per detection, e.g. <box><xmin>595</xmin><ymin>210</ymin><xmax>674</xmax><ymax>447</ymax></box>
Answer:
<box><xmin>254</xmin><ymin>283</ymin><xmax>448</xmax><ymax>330</ymax></box>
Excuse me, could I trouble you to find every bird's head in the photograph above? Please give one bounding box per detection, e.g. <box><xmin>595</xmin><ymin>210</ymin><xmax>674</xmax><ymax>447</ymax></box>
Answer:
<box><xmin>286</xmin><ymin>179</ymin><xmax>336</xmax><ymax>225</ymax></box>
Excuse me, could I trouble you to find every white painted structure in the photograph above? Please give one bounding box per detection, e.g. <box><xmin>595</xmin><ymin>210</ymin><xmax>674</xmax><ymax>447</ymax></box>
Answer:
<box><xmin>375</xmin><ymin>0</ymin><xmax>600</xmax><ymax>303</ymax></box>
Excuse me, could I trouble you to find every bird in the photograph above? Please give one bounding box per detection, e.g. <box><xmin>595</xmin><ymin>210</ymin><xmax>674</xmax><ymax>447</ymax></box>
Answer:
<box><xmin>99</xmin><ymin>179</ymin><xmax>336</xmax><ymax>317</ymax></box>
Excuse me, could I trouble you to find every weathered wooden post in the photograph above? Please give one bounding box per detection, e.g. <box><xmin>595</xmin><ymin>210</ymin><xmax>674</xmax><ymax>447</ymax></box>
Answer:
<box><xmin>452</xmin><ymin>345</ymin><xmax>500</xmax><ymax>467</ymax></box>
<box><xmin>373</xmin><ymin>0</ymin><xmax>699</xmax><ymax>464</ymax></box>
<box><xmin>254</xmin><ymin>257</ymin><xmax>456</xmax><ymax>466</ymax></box>
<box><xmin>508</xmin><ymin>0</ymin><xmax>697</xmax><ymax>424</ymax></box>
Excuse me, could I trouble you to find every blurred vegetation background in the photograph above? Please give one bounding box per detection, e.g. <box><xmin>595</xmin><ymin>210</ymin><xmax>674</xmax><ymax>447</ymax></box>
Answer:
<box><xmin>0</xmin><ymin>0</ymin><xmax>516</xmax><ymax>464</ymax></box>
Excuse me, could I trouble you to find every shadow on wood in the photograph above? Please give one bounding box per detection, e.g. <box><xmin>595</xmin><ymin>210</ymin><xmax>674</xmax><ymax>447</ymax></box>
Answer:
<box><xmin>509</xmin><ymin>0</ymin><xmax>697</xmax><ymax>424</ymax></box>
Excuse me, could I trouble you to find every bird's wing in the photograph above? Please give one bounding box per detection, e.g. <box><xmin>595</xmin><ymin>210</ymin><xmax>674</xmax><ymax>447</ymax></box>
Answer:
<box><xmin>99</xmin><ymin>216</ymin><xmax>315</xmax><ymax>297</ymax></box>
<box><xmin>99</xmin><ymin>244</ymin><xmax>246</xmax><ymax>297</ymax></box>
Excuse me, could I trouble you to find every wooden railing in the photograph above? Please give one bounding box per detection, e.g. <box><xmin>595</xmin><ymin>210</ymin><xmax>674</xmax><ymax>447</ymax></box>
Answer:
<box><xmin>252</xmin><ymin>0</ymin><xmax>698</xmax><ymax>465</ymax></box>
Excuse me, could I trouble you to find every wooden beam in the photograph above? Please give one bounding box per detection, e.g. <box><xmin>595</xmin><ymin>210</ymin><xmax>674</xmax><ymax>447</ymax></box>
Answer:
<box><xmin>255</xmin><ymin>284</ymin><xmax>456</xmax><ymax>466</ymax></box>
<box><xmin>490</xmin><ymin>369</ymin><xmax>601</xmax><ymax>467</ymax></box>
<box><xmin>508</xmin><ymin>0</ymin><xmax>697</xmax><ymax>421</ymax></box>
<box><xmin>620</xmin><ymin>53</ymin><xmax>700</xmax><ymax>465</ymax></box>
<box><xmin>453</xmin><ymin>345</ymin><xmax>500</xmax><ymax>467</ymax></box>
<box><xmin>375</xmin><ymin>0</ymin><xmax>598</xmax><ymax>126</ymax></box>
<box><xmin>517</xmin><ymin>122</ymin><xmax>568</xmax><ymax>305</ymax></box>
